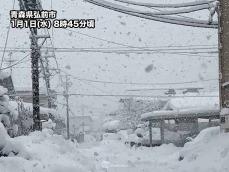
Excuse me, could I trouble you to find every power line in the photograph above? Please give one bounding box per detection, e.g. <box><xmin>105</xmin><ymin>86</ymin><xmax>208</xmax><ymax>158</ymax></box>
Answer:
<box><xmin>75</xmin><ymin>76</ymin><xmax>121</xmax><ymax>103</ymax></box>
<box><xmin>126</xmin><ymin>87</ymin><xmax>205</xmax><ymax>91</ymax></box>
<box><xmin>64</xmin><ymin>28</ymin><xmax>136</xmax><ymax>48</ymax></box>
<box><xmin>62</xmin><ymin>70</ymin><xmax>218</xmax><ymax>86</ymax></box>
<box><xmin>114</xmin><ymin>1</ymin><xmax>214</xmax><ymax>16</ymax></box>
<box><xmin>114</xmin><ymin>0</ymin><xmax>216</xmax><ymax>8</ymax></box>
<box><xmin>66</xmin><ymin>93</ymin><xmax>218</xmax><ymax>98</ymax></box>
<box><xmin>0</xmin><ymin>0</ymin><xmax>16</xmax><ymax>69</ymax></box>
<box><xmin>85</xmin><ymin>0</ymin><xmax>218</xmax><ymax>28</ymax></box>
<box><xmin>49</xmin><ymin>69</ymin><xmax>219</xmax><ymax>102</ymax></box>
<box><xmin>0</xmin><ymin>47</ymin><xmax>218</xmax><ymax>57</ymax></box>
<box><xmin>0</xmin><ymin>47</ymin><xmax>218</xmax><ymax>52</ymax></box>
<box><xmin>63</xmin><ymin>28</ymin><xmax>217</xmax><ymax>57</ymax></box>
<box><xmin>72</xmin><ymin>77</ymin><xmax>218</xmax><ymax>86</ymax></box>
<box><xmin>149</xmin><ymin>4</ymin><xmax>196</xmax><ymax>21</ymax></box>
<box><xmin>6</xmin><ymin>92</ymin><xmax>218</xmax><ymax>98</ymax></box>
<box><xmin>0</xmin><ymin>53</ymin><xmax>30</xmax><ymax>71</ymax></box>
<box><xmin>0</xmin><ymin>44</ymin><xmax>218</xmax><ymax>49</ymax></box>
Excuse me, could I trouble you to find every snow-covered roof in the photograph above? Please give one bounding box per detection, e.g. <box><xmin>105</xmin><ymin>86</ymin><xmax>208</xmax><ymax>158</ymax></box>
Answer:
<box><xmin>15</xmin><ymin>87</ymin><xmax>47</xmax><ymax>94</ymax></box>
<box><xmin>141</xmin><ymin>107</ymin><xmax>220</xmax><ymax>121</ymax></box>
<box><xmin>141</xmin><ymin>94</ymin><xmax>220</xmax><ymax>121</ymax></box>
<box><xmin>163</xmin><ymin>94</ymin><xmax>219</xmax><ymax>111</ymax></box>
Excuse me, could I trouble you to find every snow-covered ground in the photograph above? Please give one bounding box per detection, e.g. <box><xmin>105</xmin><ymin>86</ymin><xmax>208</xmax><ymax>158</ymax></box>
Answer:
<box><xmin>1</xmin><ymin>126</ymin><xmax>229</xmax><ymax>172</ymax></box>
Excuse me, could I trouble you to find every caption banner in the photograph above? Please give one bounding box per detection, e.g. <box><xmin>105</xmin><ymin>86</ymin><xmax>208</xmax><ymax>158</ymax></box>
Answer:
<box><xmin>10</xmin><ymin>10</ymin><xmax>95</xmax><ymax>29</ymax></box>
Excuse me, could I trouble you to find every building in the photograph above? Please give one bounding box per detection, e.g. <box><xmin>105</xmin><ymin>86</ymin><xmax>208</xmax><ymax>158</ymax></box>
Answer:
<box><xmin>0</xmin><ymin>75</ymin><xmax>15</xmax><ymax>99</ymax></box>
<box><xmin>141</xmin><ymin>95</ymin><xmax>220</xmax><ymax>146</ymax></box>
<box><xmin>14</xmin><ymin>87</ymin><xmax>57</xmax><ymax>108</ymax></box>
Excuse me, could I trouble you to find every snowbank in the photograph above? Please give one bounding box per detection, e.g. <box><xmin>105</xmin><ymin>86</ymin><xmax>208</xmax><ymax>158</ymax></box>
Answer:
<box><xmin>102</xmin><ymin>120</ymin><xmax>120</xmax><ymax>131</ymax></box>
<box><xmin>0</xmin><ymin>123</ymin><xmax>28</xmax><ymax>158</ymax></box>
<box><xmin>177</xmin><ymin>127</ymin><xmax>229</xmax><ymax>172</ymax></box>
<box><xmin>1</xmin><ymin>126</ymin><xmax>229</xmax><ymax>172</ymax></box>
<box><xmin>0</xmin><ymin>129</ymin><xmax>96</xmax><ymax>172</ymax></box>
<box><xmin>42</xmin><ymin>119</ymin><xmax>56</xmax><ymax>129</ymax></box>
<box><xmin>83</xmin><ymin>127</ymin><xmax>229</xmax><ymax>172</ymax></box>
<box><xmin>0</xmin><ymin>71</ymin><xmax>10</xmax><ymax>80</ymax></box>
<box><xmin>220</xmin><ymin>108</ymin><xmax>229</xmax><ymax>116</ymax></box>
<box><xmin>0</xmin><ymin>86</ymin><xmax>7</xmax><ymax>96</ymax></box>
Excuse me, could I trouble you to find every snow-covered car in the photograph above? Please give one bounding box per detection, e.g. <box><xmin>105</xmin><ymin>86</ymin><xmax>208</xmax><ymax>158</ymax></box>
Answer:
<box><xmin>102</xmin><ymin>132</ymin><xmax>122</xmax><ymax>141</ymax></box>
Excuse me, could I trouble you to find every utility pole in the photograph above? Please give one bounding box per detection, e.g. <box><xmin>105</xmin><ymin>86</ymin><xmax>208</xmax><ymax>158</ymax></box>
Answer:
<box><xmin>41</xmin><ymin>52</ymin><xmax>53</xmax><ymax>108</ymax></box>
<box><xmin>64</xmin><ymin>74</ymin><xmax>70</xmax><ymax>139</ymax></box>
<box><xmin>127</xmin><ymin>97</ymin><xmax>132</xmax><ymax>127</ymax></box>
<box><xmin>149</xmin><ymin>121</ymin><xmax>152</xmax><ymax>147</ymax></box>
<box><xmin>5</xmin><ymin>52</ymin><xmax>15</xmax><ymax>75</ymax></box>
<box><xmin>82</xmin><ymin>105</ymin><xmax>85</xmax><ymax>142</ymax></box>
<box><xmin>46</xmin><ymin>62</ymin><xmax>52</xmax><ymax>109</ymax></box>
<box><xmin>219</xmin><ymin>0</ymin><xmax>229</xmax><ymax>132</ymax></box>
<box><xmin>31</xmin><ymin>23</ymin><xmax>41</xmax><ymax>131</ymax></box>
<box><xmin>19</xmin><ymin>0</ymin><xmax>42</xmax><ymax>131</ymax></box>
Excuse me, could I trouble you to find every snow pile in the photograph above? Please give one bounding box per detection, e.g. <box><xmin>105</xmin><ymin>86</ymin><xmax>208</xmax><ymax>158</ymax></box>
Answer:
<box><xmin>0</xmin><ymin>71</ymin><xmax>10</xmax><ymax>96</ymax></box>
<box><xmin>8</xmin><ymin>100</ymin><xmax>64</xmax><ymax>136</ymax></box>
<box><xmin>220</xmin><ymin>108</ymin><xmax>229</xmax><ymax>116</ymax></box>
<box><xmin>178</xmin><ymin>126</ymin><xmax>229</xmax><ymax>172</ymax></box>
<box><xmin>84</xmin><ymin>134</ymin><xmax>97</xmax><ymax>143</ymax></box>
<box><xmin>0</xmin><ymin>123</ymin><xmax>11</xmax><ymax>153</ymax></box>
<box><xmin>0</xmin><ymin>123</ymin><xmax>28</xmax><ymax>158</ymax></box>
<box><xmin>0</xmin><ymin>129</ymin><xmax>96</xmax><ymax>172</ymax></box>
<box><xmin>0</xmin><ymin>92</ymin><xmax>18</xmax><ymax>137</ymax></box>
<box><xmin>79</xmin><ymin>135</ymin><xmax>180</xmax><ymax>172</ymax></box>
<box><xmin>0</xmin><ymin>72</ymin><xmax>18</xmax><ymax>135</ymax></box>
<box><xmin>0</xmin><ymin>86</ymin><xmax>7</xmax><ymax>96</ymax></box>
<box><xmin>42</xmin><ymin>119</ymin><xmax>56</xmax><ymax>130</ymax></box>
<box><xmin>80</xmin><ymin>127</ymin><xmax>229</xmax><ymax>172</ymax></box>
<box><xmin>102</xmin><ymin>132</ymin><xmax>123</xmax><ymax>141</ymax></box>
<box><xmin>0</xmin><ymin>71</ymin><xmax>10</xmax><ymax>80</ymax></box>
<box><xmin>0</xmin><ymin>126</ymin><xmax>229</xmax><ymax>172</ymax></box>
<box><xmin>102</xmin><ymin>120</ymin><xmax>120</xmax><ymax>132</ymax></box>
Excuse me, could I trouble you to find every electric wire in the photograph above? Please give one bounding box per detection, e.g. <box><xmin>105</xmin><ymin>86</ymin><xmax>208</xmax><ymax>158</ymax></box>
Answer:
<box><xmin>66</xmin><ymin>72</ymin><xmax>218</xmax><ymax>86</ymax></box>
<box><xmin>0</xmin><ymin>0</ymin><xmax>16</xmax><ymax>69</ymax></box>
<box><xmin>0</xmin><ymin>53</ymin><xmax>30</xmax><ymax>71</ymax></box>
<box><xmin>85</xmin><ymin>0</ymin><xmax>218</xmax><ymax>28</ymax></box>
<box><xmin>114</xmin><ymin>0</ymin><xmax>216</xmax><ymax>8</ymax></box>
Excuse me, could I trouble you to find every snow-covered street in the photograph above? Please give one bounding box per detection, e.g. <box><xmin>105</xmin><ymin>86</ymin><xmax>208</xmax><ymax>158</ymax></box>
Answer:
<box><xmin>1</xmin><ymin>126</ymin><xmax>229</xmax><ymax>172</ymax></box>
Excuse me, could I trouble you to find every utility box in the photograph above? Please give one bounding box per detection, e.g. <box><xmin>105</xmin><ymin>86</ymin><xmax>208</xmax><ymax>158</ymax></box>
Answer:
<box><xmin>220</xmin><ymin>108</ymin><xmax>229</xmax><ymax>132</ymax></box>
